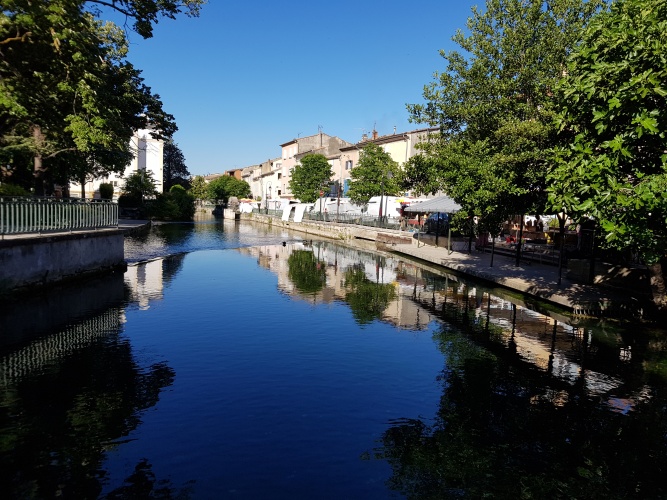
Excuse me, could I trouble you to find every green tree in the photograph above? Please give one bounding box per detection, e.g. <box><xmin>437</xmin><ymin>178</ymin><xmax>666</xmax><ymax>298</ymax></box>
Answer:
<box><xmin>288</xmin><ymin>153</ymin><xmax>333</xmax><ymax>203</ymax></box>
<box><xmin>148</xmin><ymin>185</ymin><xmax>195</xmax><ymax>220</ymax></box>
<box><xmin>207</xmin><ymin>175</ymin><xmax>251</xmax><ymax>204</ymax></box>
<box><xmin>548</xmin><ymin>0</ymin><xmax>667</xmax><ymax>309</ymax></box>
<box><xmin>163</xmin><ymin>141</ymin><xmax>190</xmax><ymax>191</ymax></box>
<box><xmin>82</xmin><ymin>0</ymin><xmax>204</xmax><ymax>39</ymax></box>
<box><xmin>189</xmin><ymin>175</ymin><xmax>208</xmax><ymax>202</ymax></box>
<box><xmin>123</xmin><ymin>170</ymin><xmax>157</xmax><ymax>199</ymax></box>
<box><xmin>0</xmin><ymin>183</ymin><xmax>30</xmax><ymax>196</ymax></box>
<box><xmin>406</xmin><ymin>0</ymin><xmax>604</xmax><ymax>234</ymax></box>
<box><xmin>347</xmin><ymin>143</ymin><xmax>401</xmax><ymax>206</ymax></box>
<box><xmin>0</xmin><ymin>1</ymin><xmax>199</xmax><ymax>194</ymax></box>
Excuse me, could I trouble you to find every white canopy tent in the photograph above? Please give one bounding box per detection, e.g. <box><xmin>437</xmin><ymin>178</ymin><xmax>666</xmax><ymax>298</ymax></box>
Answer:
<box><xmin>403</xmin><ymin>195</ymin><xmax>462</xmax><ymax>214</ymax></box>
<box><xmin>402</xmin><ymin>195</ymin><xmax>462</xmax><ymax>254</ymax></box>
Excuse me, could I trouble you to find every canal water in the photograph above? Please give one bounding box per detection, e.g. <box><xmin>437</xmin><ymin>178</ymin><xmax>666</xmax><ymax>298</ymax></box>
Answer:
<box><xmin>1</xmin><ymin>219</ymin><xmax>666</xmax><ymax>499</ymax></box>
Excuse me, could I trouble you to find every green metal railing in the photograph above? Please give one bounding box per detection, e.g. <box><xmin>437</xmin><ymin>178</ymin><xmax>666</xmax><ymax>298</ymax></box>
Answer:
<box><xmin>0</xmin><ymin>197</ymin><xmax>118</xmax><ymax>236</ymax></box>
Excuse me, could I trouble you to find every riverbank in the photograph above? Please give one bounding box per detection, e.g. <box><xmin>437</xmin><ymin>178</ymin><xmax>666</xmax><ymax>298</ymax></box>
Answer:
<box><xmin>0</xmin><ymin>220</ymin><xmax>150</xmax><ymax>295</ymax></box>
<box><xmin>240</xmin><ymin>212</ymin><xmax>652</xmax><ymax>319</ymax></box>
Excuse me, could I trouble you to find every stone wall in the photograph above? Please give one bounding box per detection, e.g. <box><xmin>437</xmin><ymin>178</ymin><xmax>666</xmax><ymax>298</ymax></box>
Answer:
<box><xmin>0</xmin><ymin>230</ymin><xmax>125</xmax><ymax>293</ymax></box>
<box><xmin>239</xmin><ymin>212</ymin><xmax>413</xmax><ymax>245</ymax></box>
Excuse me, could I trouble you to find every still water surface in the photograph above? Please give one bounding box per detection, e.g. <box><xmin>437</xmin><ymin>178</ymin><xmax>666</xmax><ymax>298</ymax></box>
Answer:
<box><xmin>1</xmin><ymin>219</ymin><xmax>667</xmax><ymax>499</ymax></box>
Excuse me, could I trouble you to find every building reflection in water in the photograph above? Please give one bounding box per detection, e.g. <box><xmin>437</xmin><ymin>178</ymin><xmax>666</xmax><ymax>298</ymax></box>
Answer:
<box><xmin>237</xmin><ymin>241</ymin><xmax>656</xmax><ymax>414</ymax></box>
<box><xmin>238</xmin><ymin>241</ymin><xmax>434</xmax><ymax>331</ymax></box>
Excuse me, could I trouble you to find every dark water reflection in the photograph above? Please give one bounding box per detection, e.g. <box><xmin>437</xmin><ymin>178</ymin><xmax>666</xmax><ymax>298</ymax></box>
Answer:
<box><xmin>0</xmin><ymin>220</ymin><xmax>666</xmax><ymax>498</ymax></box>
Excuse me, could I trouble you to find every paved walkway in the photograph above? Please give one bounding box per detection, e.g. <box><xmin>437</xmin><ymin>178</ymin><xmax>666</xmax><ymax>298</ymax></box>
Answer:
<box><xmin>388</xmin><ymin>241</ymin><xmax>637</xmax><ymax>315</ymax></box>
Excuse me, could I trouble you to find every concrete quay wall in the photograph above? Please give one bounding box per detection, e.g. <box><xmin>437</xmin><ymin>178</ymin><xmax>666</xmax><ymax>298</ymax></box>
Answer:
<box><xmin>0</xmin><ymin>230</ymin><xmax>126</xmax><ymax>294</ymax></box>
<box><xmin>238</xmin><ymin>212</ymin><xmax>413</xmax><ymax>246</ymax></box>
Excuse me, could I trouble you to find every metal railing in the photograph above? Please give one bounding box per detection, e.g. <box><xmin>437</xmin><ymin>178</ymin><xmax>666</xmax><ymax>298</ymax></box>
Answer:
<box><xmin>1</xmin><ymin>197</ymin><xmax>118</xmax><ymax>236</ymax></box>
<box><xmin>251</xmin><ymin>207</ymin><xmax>403</xmax><ymax>230</ymax></box>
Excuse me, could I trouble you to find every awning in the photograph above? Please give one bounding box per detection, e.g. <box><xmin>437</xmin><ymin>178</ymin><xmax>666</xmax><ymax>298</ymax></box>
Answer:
<box><xmin>403</xmin><ymin>195</ymin><xmax>461</xmax><ymax>213</ymax></box>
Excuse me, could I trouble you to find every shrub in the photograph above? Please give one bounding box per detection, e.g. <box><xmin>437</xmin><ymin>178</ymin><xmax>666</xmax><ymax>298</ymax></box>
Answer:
<box><xmin>0</xmin><ymin>183</ymin><xmax>31</xmax><ymax>196</ymax></box>
<box><xmin>117</xmin><ymin>193</ymin><xmax>142</xmax><ymax>207</ymax></box>
<box><xmin>99</xmin><ymin>183</ymin><xmax>114</xmax><ymax>200</ymax></box>
<box><xmin>147</xmin><ymin>189</ymin><xmax>195</xmax><ymax>221</ymax></box>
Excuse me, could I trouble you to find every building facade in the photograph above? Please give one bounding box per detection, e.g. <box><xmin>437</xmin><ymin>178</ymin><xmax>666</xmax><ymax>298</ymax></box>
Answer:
<box><xmin>204</xmin><ymin>126</ymin><xmax>439</xmax><ymax>204</ymax></box>
<box><xmin>69</xmin><ymin>128</ymin><xmax>164</xmax><ymax>199</ymax></box>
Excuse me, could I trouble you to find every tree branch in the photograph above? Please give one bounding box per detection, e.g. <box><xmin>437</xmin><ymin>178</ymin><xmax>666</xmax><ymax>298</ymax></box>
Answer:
<box><xmin>0</xmin><ymin>32</ymin><xmax>32</xmax><ymax>45</ymax></box>
<box><xmin>85</xmin><ymin>1</ymin><xmax>135</xmax><ymax>20</ymax></box>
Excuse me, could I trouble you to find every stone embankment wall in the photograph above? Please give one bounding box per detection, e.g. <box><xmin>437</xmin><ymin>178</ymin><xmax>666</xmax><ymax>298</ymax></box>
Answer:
<box><xmin>238</xmin><ymin>212</ymin><xmax>414</xmax><ymax>247</ymax></box>
<box><xmin>0</xmin><ymin>230</ymin><xmax>126</xmax><ymax>294</ymax></box>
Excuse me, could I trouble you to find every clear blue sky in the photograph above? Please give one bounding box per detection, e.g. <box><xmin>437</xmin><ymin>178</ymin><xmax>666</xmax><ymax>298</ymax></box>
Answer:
<box><xmin>120</xmin><ymin>1</ymin><xmax>479</xmax><ymax>176</ymax></box>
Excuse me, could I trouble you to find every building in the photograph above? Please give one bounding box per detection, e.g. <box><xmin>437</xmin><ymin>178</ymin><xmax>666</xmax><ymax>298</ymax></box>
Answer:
<box><xmin>69</xmin><ymin>128</ymin><xmax>164</xmax><ymax>199</ymax></box>
<box><xmin>279</xmin><ymin>132</ymin><xmax>353</xmax><ymax>200</ymax></box>
<box><xmin>340</xmin><ymin>127</ymin><xmax>439</xmax><ymax>170</ymax></box>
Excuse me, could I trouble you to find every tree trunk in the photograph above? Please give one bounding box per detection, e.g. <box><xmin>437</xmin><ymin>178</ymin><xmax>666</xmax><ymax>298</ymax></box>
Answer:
<box><xmin>79</xmin><ymin>174</ymin><xmax>86</xmax><ymax>199</ymax></box>
<box><xmin>33</xmin><ymin>125</ymin><xmax>46</xmax><ymax>196</ymax></box>
<box><xmin>557</xmin><ymin>214</ymin><xmax>566</xmax><ymax>285</ymax></box>
<box><xmin>515</xmin><ymin>214</ymin><xmax>525</xmax><ymax>266</ymax></box>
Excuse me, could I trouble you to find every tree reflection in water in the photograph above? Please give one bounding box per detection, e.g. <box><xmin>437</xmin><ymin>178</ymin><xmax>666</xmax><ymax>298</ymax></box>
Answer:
<box><xmin>287</xmin><ymin>249</ymin><xmax>326</xmax><ymax>294</ymax></box>
<box><xmin>343</xmin><ymin>258</ymin><xmax>397</xmax><ymax>325</ymax></box>
<box><xmin>104</xmin><ymin>459</ymin><xmax>194</xmax><ymax>499</ymax></box>
<box><xmin>0</xmin><ymin>310</ymin><xmax>180</xmax><ymax>498</ymax></box>
<box><xmin>370</xmin><ymin>289</ymin><xmax>667</xmax><ymax>499</ymax></box>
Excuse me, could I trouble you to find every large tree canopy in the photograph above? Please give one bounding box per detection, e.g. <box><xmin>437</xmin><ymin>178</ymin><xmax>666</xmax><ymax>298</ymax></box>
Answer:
<box><xmin>0</xmin><ymin>0</ymin><xmax>200</xmax><ymax>193</ymax></box>
<box><xmin>288</xmin><ymin>153</ymin><xmax>333</xmax><ymax>203</ymax></box>
<box><xmin>548</xmin><ymin>0</ymin><xmax>667</xmax><ymax>265</ymax></box>
<box><xmin>406</xmin><ymin>0</ymin><xmax>604</xmax><ymax>222</ymax></box>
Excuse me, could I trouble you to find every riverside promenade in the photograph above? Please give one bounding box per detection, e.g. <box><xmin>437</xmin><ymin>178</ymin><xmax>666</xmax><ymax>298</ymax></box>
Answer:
<box><xmin>386</xmin><ymin>240</ymin><xmax>640</xmax><ymax>316</ymax></box>
<box><xmin>240</xmin><ymin>212</ymin><xmax>646</xmax><ymax>318</ymax></box>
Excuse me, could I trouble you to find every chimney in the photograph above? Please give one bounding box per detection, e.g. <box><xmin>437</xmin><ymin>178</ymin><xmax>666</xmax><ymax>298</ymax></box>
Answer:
<box><xmin>362</xmin><ymin>133</ymin><xmax>368</xmax><ymax>141</ymax></box>
<box><xmin>372</xmin><ymin>129</ymin><xmax>378</xmax><ymax>140</ymax></box>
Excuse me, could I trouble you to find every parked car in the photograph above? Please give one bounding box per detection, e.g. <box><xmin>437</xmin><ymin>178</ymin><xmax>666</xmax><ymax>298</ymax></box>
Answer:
<box><xmin>424</xmin><ymin>212</ymin><xmax>449</xmax><ymax>234</ymax></box>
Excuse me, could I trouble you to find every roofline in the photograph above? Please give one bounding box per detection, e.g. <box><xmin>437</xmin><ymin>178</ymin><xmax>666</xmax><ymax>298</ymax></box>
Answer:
<box><xmin>339</xmin><ymin>126</ymin><xmax>439</xmax><ymax>151</ymax></box>
<box><xmin>279</xmin><ymin>132</ymin><xmax>333</xmax><ymax>148</ymax></box>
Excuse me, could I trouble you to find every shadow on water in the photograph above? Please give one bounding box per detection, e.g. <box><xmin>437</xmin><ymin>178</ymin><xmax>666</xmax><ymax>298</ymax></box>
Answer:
<box><xmin>0</xmin><ymin>268</ymin><xmax>188</xmax><ymax>498</ymax></box>
<box><xmin>366</xmin><ymin>269</ymin><xmax>667</xmax><ymax>499</ymax></box>
<box><xmin>0</xmin><ymin>272</ymin><xmax>126</xmax><ymax>353</ymax></box>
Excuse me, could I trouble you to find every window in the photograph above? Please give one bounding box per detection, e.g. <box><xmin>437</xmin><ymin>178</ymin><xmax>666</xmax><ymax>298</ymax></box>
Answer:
<box><xmin>277</xmin><ymin>189</ymin><xmax>281</xmax><ymax>196</ymax></box>
<box><xmin>277</xmin><ymin>173</ymin><xmax>282</xmax><ymax>180</ymax></box>
<box><xmin>345</xmin><ymin>160</ymin><xmax>353</xmax><ymax>170</ymax></box>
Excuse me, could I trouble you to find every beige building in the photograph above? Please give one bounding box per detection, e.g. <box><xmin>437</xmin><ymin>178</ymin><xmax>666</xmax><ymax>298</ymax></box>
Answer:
<box><xmin>214</xmin><ymin>126</ymin><xmax>439</xmax><ymax>205</ymax></box>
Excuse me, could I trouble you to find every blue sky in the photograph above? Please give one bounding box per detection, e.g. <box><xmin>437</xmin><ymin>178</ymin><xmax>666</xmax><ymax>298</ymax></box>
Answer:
<box><xmin>119</xmin><ymin>1</ymin><xmax>479</xmax><ymax>176</ymax></box>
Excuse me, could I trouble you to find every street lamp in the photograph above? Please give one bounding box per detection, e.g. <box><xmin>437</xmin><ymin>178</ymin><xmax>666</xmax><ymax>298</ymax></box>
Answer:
<box><xmin>379</xmin><ymin>170</ymin><xmax>393</xmax><ymax>227</ymax></box>
<box><xmin>265</xmin><ymin>182</ymin><xmax>272</xmax><ymax>214</ymax></box>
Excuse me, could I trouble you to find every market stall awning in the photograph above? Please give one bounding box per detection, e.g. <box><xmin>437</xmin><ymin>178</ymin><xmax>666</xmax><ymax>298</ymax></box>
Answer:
<box><xmin>403</xmin><ymin>195</ymin><xmax>461</xmax><ymax>214</ymax></box>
